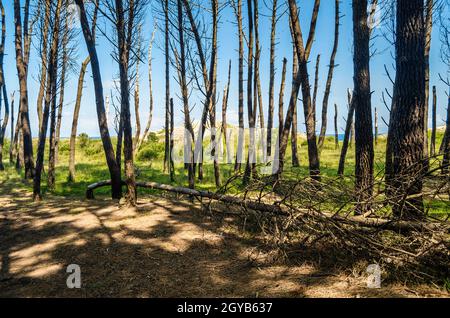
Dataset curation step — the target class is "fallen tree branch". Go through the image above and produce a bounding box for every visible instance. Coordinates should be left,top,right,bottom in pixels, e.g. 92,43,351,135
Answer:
86,180,449,233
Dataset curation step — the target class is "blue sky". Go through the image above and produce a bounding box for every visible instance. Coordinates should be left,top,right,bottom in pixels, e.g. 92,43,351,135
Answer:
1,0,449,138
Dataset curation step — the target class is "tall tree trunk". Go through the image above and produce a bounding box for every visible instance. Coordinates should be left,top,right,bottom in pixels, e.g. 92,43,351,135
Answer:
163,0,170,174
243,0,255,185
75,0,122,199
68,57,90,182
389,0,426,219
442,90,450,175
318,0,340,150
13,0,34,179
334,103,339,150
115,0,136,206
352,0,374,214
374,106,378,146
9,92,14,164
285,0,320,180
423,0,433,171
36,1,50,132
0,1,8,171
290,35,299,167
430,86,437,157
234,0,244,172
176,0,194,189
221,60,232,164
133,25,142,156
266,0,277,158
34,0,63,201
338,90,355,176
169,97,175,181
136,26,156,152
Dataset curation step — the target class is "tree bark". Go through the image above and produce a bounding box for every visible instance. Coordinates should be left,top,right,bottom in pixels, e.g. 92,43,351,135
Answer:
164,0,170,173
334,103,339,150
13,0,34,179
0,1,8,171
352,0,374,214
234,0,245,172
338,90,355,176
423,0,433,171
285,0,320,180
266,0,277,158
34,0,63,201
318,0,340,150
290,30,299,168
389,0,426,219
115,0,136,205
430,86,437,157
75,0,122,199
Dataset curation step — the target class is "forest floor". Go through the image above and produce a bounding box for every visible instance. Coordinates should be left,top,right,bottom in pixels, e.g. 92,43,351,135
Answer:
0,178,448,298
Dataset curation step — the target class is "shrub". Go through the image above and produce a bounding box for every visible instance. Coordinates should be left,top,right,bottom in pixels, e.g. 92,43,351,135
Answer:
78,133,90,149
137,139,164,161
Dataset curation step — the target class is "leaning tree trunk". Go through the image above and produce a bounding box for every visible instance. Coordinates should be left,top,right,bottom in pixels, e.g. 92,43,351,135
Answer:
36,0,50,132
389,0,426,219
221,60,232,164
352,0,374,214
338,90,355,176
75,0,122,199
290,35,300,168
286,0,320,180
318,0,340,150
68,57,90,182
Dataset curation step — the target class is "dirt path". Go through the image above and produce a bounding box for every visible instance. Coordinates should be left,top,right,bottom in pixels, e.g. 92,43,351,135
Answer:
0,186,447,297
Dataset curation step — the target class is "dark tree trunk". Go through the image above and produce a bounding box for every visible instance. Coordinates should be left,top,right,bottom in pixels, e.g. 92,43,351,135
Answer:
423,0,433,171
177,0,194,189
266,0,277,158
115,0,136,205
318,0,340,150
164,0,170,174
9,93,14,164
169,98,175,181
234,0,244,172
0,1,8,171
441,91,450,175
34,0,63,201
13,0,34,179
243,0,255,185
286,0,320,180
221,60,232,164
291,37,299,168
334,103,339,150
75,0,122,199
352,0,374,214
389,0,426,219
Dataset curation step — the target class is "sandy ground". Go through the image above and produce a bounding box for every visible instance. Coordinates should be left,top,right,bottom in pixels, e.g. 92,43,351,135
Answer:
0,184,448,298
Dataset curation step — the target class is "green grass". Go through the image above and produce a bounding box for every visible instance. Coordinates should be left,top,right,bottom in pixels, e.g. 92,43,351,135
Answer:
0,129,449,215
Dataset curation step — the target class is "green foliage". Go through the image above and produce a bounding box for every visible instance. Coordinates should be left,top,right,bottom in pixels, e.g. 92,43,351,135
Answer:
83,142,104,156
137,138,165,162
78,133,90,149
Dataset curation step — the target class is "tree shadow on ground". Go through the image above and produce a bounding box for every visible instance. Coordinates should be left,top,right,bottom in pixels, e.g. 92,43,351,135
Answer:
0,180,447,298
